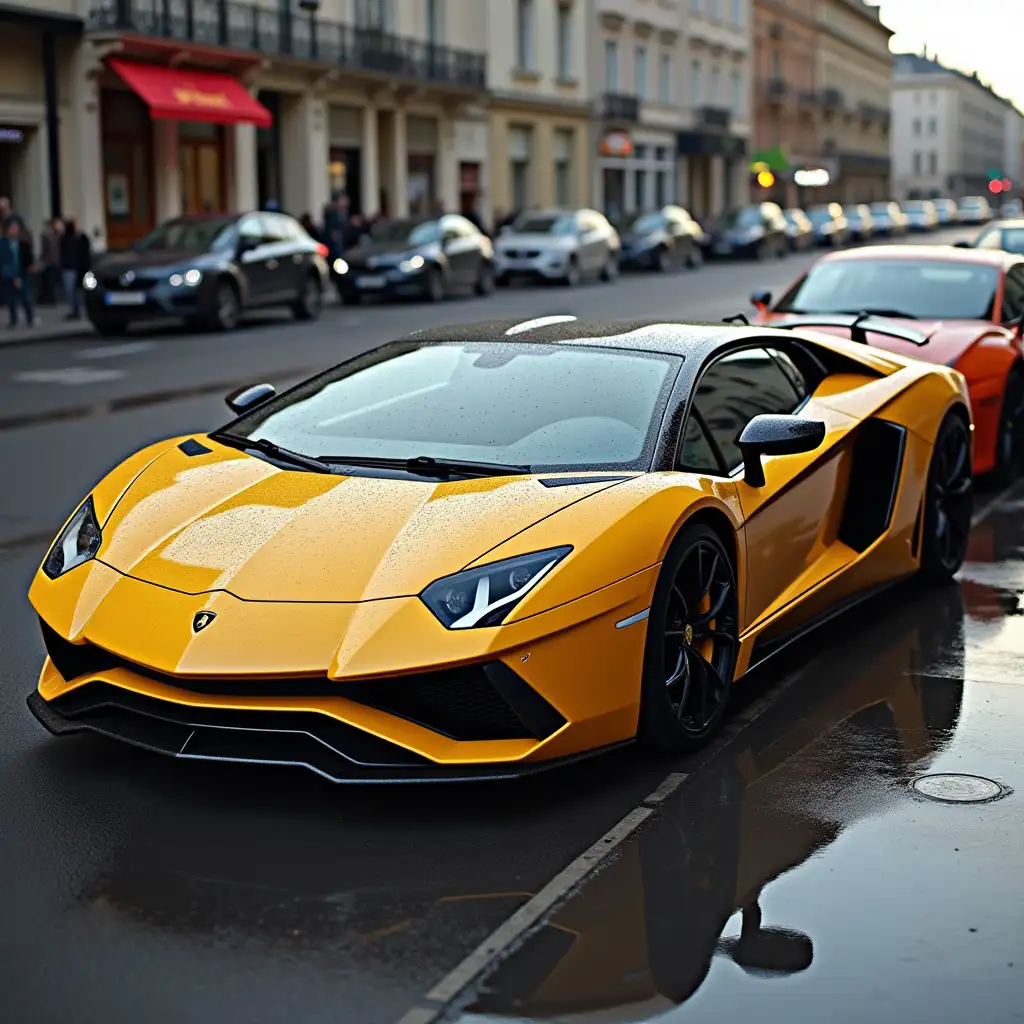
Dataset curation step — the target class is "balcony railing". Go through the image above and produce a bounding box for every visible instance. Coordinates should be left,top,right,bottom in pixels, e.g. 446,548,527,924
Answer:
766,78,789,102
821,87,843,111
88,1,487,90
602,92,640,122
696,105,731,130
798,89,820,109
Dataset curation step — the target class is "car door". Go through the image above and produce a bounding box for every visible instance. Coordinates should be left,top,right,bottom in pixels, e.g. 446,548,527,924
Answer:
439,215,477,287
257,213,302,301
678,345,857,636
576,212,604,275
276,214,316,294
235,214,274,303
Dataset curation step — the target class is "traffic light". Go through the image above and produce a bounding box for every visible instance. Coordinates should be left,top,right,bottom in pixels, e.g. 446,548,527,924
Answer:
757,170,775,188
989,179,1003,194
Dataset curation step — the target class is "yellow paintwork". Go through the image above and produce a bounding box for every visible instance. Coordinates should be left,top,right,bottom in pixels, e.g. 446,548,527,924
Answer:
28,329,971,769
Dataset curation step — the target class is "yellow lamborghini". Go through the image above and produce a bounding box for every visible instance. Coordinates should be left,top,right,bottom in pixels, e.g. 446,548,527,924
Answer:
27,316,974,781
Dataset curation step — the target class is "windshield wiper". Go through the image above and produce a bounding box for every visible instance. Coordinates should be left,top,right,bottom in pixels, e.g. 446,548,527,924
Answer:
831,308,920,319
324,454,531,478
213,433,336,474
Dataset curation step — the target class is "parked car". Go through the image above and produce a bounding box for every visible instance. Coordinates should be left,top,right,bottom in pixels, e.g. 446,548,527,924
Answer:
1000,199,1024,219
933,197,960,225
958,195,993,225
869,201,909,236
494,209,620,286
337,214,495,303
806,203,849,247
904,199,939,231
706,203,789,260
783,208,815,251
617,205,704,271
960,219,1024,255
83,212,329,337
845,204,877,242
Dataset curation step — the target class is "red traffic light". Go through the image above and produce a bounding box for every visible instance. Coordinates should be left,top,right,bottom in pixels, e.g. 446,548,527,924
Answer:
1002,179,1012,191
989,180,1003,194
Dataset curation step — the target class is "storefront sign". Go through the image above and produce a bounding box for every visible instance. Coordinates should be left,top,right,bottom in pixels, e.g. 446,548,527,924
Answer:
794,167,831,187
600,130,634,158
0,128,23,143
171,87,232,111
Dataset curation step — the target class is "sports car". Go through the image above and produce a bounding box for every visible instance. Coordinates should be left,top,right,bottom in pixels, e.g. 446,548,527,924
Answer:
27,316,974,782
752,245,1024,481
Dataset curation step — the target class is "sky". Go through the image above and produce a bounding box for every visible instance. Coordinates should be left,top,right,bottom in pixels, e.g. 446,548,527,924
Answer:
869,0,1024,109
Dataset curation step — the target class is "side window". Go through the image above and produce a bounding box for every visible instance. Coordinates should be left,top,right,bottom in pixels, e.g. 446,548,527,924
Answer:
262,213,292,243
686,348,804,473
768,347,808,401
238,215,264,241
976,229,1003,250
1002,267,1024,322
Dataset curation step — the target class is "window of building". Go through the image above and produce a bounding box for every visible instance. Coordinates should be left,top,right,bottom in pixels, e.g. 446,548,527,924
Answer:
659,53,672,104
692,0,701,11
508,125,532,210
516,0,534,70
553,128,573,207
928,151,937,174
710,65,721,104
914,91,921,104
356,0,392,29
605,39,620,91
732,0,742,24
636,46,649,99
691,59,702,104
913,151,921,174
928,117,937,135
771,50,781,79
556,2,573,79
913,118,921,136
708,0,719,17
426,0,443,43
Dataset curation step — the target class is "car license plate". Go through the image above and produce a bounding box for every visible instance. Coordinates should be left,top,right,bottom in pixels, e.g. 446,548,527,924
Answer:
104,292,146,306
356,275,386,289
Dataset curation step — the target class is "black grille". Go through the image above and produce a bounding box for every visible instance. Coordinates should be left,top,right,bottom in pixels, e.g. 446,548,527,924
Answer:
39,620,564,742
101,274,159,292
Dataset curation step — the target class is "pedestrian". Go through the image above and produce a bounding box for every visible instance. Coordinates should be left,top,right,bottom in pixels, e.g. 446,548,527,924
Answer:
342,212,365,250
299,212,321,241
59,217,91,321
0,195,24,233
0,219,38,328
322,193,350,259
40,216,63,305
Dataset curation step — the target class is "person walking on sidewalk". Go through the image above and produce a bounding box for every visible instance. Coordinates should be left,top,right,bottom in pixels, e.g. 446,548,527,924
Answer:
0,219,38,328
59,217,91,320
40,217,64,305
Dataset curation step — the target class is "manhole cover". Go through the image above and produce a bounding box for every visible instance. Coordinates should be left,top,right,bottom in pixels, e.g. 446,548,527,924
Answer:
911,774,1010,804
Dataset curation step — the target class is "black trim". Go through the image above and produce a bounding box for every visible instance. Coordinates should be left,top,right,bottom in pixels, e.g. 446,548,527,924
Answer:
837,420,907,552
483,662,567,740
27,688,631,784
773,314,929,347
911,496,924,558
538,475,631,488
178,438,213,456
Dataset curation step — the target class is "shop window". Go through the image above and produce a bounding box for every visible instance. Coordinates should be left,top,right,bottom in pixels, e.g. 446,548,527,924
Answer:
554,129,573,207
655,170,668,207
508,125,533,211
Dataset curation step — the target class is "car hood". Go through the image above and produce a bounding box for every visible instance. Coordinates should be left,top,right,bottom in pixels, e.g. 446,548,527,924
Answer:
95,248,212,273
97,441,626,602
497,233,568,250
346,239,422,258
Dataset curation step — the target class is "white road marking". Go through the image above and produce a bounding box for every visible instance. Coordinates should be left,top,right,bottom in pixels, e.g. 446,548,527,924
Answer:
77,341,158,360
12,367,125,386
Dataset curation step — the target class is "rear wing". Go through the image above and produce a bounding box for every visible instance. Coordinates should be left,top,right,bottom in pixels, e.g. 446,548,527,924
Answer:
770,312,930,346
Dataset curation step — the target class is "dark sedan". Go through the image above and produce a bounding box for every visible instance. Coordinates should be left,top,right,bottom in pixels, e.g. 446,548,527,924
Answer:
83,212,329,337
706,203,789,260
336,214,495,303
617,205,704,270
806,203,849,246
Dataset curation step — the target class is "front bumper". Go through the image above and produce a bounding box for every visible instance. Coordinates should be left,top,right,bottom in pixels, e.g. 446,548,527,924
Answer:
494,252,574,281
336,264,435,299
620,246,661,269
85,281,210,322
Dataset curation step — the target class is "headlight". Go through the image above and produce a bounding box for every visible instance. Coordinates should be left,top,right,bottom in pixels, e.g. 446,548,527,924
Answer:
333,258,349,275
169,273,183,287
420,547,572,629
184,268,202,286
82,271,97,291
399,254,425,273
42,497,102,580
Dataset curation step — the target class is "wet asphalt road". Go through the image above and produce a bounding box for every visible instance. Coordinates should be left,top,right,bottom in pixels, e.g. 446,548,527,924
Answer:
3,227,1021,1024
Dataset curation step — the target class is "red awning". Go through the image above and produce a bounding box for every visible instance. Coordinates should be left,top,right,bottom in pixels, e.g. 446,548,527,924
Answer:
108,59,272,128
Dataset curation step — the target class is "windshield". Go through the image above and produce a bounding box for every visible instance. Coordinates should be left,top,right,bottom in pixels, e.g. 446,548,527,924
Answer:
719,208,762,229
904,201,929,212
807,207,836,224
134,217,236,252
371,219,441,245
988,228,1024,254
511,213,577,235
961,197,986,208
622,212,665,234
870,203,891,214
774,259,999,320
226,342,680,471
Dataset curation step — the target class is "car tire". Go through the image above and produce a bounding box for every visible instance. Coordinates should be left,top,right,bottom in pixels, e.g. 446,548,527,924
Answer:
291,273,322,321
495,273,510,287
918,411,974,584
425,267,445,302
207,279,240,332
637,521,740,753
475,261,496,296
601,254,619,282
991,367,1024,486
562,259,581,287
90,319,128,338
655,246,672,273
686,244,703,269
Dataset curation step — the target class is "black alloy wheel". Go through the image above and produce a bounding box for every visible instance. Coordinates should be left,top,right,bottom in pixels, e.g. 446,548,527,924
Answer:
655,246,672,273
919,412,974,583
425,267,445,302
991,368,1024,486
208,280,240,331
638,522,740,752
292,273,322,321
687,243,703,269
601,253,619,282
475,260,496,296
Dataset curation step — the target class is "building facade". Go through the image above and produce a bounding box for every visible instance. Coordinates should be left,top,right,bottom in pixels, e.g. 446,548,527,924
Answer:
892,53,1018,202
678,0,752,219
813,0,892,205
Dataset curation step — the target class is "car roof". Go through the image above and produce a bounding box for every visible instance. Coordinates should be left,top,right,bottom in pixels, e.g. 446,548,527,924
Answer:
989,219,1024,229
819,243,1022,270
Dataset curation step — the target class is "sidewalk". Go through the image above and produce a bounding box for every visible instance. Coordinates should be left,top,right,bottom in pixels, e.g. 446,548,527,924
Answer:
1,304,94,347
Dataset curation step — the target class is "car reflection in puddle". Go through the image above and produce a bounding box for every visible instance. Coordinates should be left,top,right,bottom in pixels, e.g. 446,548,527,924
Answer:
458,584,968,1022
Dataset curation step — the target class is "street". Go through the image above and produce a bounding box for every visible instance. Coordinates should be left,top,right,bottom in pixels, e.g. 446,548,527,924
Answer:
2,227,1022,1024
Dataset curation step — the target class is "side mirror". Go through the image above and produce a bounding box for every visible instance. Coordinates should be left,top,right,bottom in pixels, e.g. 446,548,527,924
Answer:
226,382,276,414
750,289,772,310
953,240,972,249
737,414,826,486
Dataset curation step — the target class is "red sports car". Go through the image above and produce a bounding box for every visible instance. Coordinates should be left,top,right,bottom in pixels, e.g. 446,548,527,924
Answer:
751,245,1024,480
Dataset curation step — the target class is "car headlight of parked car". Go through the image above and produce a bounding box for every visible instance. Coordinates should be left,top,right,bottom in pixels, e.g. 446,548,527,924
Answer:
333,258,349,275
399,255,426,273
83,271,97,291
169,269,203,287
43,497,102,579
421,546,573,629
